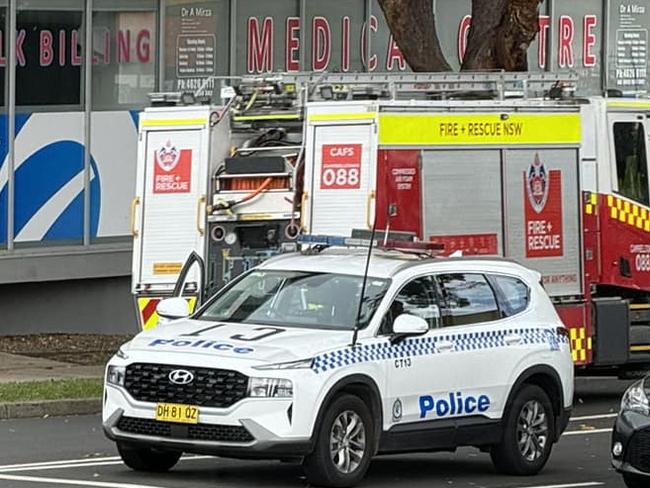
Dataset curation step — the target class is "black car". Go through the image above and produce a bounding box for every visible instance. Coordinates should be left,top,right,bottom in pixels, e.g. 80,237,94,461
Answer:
612,377,650,488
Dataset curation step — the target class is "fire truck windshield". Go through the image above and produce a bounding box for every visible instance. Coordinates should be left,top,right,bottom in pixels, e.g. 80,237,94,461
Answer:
196,270,390,331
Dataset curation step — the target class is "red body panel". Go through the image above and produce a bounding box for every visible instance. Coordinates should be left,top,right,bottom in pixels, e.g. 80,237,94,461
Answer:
375,150,423,239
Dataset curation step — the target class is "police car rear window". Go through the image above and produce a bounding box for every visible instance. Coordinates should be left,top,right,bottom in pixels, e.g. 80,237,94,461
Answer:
489,275,530,317
437,273,500,326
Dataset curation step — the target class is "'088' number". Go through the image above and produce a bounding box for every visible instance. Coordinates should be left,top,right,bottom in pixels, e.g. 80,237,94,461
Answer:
636,254,650,272
321,167,360,189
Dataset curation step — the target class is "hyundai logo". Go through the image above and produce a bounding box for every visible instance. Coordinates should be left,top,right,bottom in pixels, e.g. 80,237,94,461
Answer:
169,369,194,385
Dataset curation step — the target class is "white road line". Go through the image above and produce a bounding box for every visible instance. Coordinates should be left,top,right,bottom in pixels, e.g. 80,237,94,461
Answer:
0,474,173,488
0,461,124,473
0,457,122,470
0,455,211,473
569,413,618,421
562,428,612,436
515,483,604,488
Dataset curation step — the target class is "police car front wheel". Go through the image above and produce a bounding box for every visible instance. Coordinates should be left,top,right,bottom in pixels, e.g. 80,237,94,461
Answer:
303,394,374,488
117,442,182,472
490,384,554,475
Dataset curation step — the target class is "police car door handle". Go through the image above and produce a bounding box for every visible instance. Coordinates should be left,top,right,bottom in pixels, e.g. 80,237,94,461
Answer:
436,340,454,352
505,334,523,345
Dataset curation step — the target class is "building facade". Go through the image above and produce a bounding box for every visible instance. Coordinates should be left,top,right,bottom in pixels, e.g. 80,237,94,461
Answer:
0,0,648,334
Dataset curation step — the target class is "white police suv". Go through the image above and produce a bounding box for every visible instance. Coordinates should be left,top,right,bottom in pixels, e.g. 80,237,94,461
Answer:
104,236,573,487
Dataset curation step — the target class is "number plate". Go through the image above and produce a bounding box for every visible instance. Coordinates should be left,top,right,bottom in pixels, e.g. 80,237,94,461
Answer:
155,403,199,424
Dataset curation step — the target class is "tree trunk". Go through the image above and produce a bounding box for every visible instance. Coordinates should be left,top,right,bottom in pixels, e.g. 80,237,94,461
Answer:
377,0,451,72
462,0,543,71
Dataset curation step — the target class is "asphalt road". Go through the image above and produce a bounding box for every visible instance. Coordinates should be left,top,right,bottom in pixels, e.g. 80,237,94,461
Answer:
0,378,635,488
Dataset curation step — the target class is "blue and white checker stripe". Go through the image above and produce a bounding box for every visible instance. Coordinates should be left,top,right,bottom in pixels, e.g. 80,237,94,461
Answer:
311,327,568,374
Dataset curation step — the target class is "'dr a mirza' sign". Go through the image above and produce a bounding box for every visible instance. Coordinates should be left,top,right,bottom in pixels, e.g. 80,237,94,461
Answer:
153,141,192,194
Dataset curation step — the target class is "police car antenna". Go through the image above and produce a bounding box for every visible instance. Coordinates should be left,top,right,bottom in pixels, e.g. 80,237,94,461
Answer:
352,219,377,347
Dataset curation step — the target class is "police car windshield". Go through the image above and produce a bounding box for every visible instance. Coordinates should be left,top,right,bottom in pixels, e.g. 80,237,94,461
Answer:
197,270,390,330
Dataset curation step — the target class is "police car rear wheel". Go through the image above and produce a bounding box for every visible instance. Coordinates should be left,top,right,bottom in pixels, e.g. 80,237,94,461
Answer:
490,384,554,475
303,394,374,487
117,442,182,472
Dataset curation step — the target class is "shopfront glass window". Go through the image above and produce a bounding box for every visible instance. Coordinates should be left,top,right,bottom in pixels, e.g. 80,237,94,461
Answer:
13,0,85,247
92,0,157,110
16,0,84,108
163,0,229,100
0,2,7,248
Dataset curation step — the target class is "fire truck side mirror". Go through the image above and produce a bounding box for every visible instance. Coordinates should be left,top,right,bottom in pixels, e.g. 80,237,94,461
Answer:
157,297,191,321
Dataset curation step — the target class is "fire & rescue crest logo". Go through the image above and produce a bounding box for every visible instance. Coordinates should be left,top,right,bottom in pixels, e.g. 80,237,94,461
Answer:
526,153,549,214
156,141,180,172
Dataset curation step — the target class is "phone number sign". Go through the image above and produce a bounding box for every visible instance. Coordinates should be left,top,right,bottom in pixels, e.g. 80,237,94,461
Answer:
320,144,362,190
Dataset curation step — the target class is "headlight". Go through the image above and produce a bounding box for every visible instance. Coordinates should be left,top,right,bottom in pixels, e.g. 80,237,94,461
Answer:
106,365,126,386
248,377,293,398
621,379,650,415
253,358,313,371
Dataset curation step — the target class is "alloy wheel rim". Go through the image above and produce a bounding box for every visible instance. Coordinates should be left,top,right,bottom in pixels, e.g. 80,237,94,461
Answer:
329,410,366,474
516,399,549,462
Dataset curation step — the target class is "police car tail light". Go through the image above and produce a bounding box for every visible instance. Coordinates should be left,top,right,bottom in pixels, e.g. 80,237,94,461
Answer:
107,365,126,387
621,379,650,416
248,378,293,398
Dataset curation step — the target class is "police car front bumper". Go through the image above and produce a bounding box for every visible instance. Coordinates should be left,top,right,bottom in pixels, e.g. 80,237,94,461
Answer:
611,410,650,478
103,385,313,459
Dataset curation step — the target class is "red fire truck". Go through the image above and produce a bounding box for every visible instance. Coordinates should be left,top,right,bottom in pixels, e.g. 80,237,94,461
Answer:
133,72,650,374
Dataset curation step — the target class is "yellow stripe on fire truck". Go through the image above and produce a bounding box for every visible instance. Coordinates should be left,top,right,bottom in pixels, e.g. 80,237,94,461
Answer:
607,195,650,232
140,118,208,127
584,192,598,215
137,297,197,331
569,327,591,363
378,113,581,146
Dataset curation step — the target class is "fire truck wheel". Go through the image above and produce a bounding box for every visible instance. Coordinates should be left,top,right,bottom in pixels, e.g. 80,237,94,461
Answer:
303,394,374,488
490,384,554,476
117,442,182,472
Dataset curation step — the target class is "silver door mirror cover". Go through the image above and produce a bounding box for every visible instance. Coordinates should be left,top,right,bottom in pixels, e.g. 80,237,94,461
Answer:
393,314,429,335
157,297,190,321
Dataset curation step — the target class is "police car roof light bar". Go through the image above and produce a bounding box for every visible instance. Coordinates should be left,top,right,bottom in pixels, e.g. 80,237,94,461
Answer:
380,240,445,255
297,233,444,257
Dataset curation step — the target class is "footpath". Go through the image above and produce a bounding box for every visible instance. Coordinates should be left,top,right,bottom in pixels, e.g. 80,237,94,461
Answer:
0,352,104,420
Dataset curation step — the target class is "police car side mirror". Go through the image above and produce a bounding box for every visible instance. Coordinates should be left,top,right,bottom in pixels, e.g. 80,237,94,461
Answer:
391,314,428,344
157,297,190,321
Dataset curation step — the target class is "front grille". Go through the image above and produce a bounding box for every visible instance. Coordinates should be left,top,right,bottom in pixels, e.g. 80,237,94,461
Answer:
116,416,254,443
124,363,249,408
627,428,650,472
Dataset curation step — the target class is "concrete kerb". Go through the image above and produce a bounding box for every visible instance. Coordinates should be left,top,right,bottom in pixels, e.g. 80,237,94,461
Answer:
0,398,102,420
